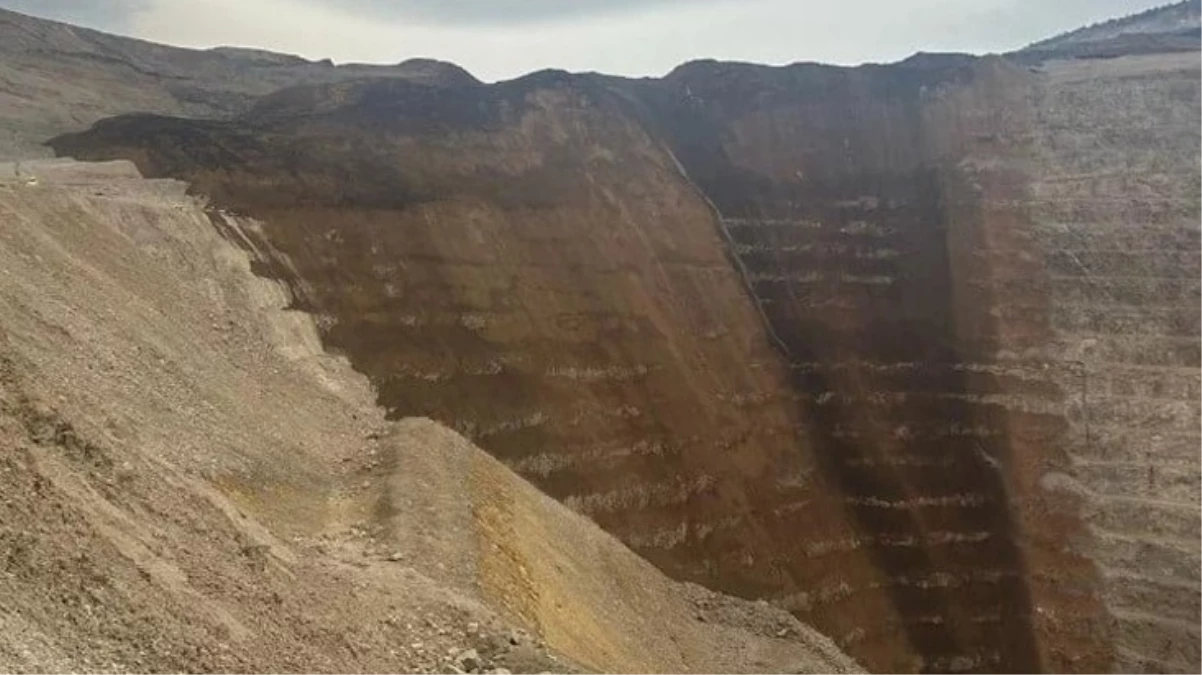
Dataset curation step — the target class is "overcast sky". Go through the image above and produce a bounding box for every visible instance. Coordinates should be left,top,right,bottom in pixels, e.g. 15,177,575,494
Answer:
2,0,1171,81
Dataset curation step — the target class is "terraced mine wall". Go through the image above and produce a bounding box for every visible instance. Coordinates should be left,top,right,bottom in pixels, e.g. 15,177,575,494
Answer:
1018,54,1200,673
629,56,1050,673
51,49,1201,673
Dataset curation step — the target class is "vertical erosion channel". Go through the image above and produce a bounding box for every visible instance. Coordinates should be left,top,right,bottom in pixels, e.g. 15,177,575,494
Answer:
643,58,1045,671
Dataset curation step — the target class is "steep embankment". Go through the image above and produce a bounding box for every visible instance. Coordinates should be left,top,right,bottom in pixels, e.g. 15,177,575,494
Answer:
0,159,858,674
52,73,905,666
1020,53,1200,673
624,55,1049,673
50,41,1201,673
628,49,1200,672
0,7,476,159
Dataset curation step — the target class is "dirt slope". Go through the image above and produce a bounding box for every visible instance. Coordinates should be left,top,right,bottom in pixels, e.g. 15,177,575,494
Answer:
0,8,477,160
0,159,858,674
1025,0,1199,51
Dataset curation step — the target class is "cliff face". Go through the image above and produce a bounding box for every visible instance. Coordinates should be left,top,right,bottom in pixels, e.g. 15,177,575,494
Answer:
1017,53,1200,673
625,56,1049,672
49,41,1200,675
51,73,912,664
50,73,916,669
0,159,858,674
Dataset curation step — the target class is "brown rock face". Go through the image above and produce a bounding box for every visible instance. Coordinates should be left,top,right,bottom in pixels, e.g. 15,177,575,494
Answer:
52,74,906,664
624,52,1200,672
625,56,1048,672
51,45,1200,673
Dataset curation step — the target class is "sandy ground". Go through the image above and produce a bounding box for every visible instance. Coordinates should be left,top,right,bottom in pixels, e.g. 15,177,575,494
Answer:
0,159,859,674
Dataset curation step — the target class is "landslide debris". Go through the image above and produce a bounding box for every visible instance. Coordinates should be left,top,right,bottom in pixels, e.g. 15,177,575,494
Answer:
0,160,859,674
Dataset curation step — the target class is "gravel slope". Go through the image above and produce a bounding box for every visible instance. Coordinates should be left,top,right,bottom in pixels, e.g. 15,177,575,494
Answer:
0,159,859,674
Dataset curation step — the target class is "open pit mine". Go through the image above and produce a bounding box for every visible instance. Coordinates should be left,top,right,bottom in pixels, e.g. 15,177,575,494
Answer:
1,1,1199,673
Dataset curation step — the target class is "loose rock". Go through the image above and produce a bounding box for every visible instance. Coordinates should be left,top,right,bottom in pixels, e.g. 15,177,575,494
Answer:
454,648,482,673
